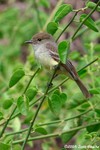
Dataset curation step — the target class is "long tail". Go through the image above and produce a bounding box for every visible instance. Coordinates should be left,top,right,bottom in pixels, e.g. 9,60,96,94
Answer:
75,78,91,99
61,61,91,99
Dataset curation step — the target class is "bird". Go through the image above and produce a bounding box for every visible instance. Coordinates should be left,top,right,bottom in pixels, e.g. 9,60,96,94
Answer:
25,32,91,99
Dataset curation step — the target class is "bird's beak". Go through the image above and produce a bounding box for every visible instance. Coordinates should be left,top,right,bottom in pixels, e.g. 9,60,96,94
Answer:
25,40,32,44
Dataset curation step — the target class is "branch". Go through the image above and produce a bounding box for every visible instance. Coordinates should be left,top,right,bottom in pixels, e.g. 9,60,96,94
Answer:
71,0,100,40
22,63,61,149
73,19,100,40
56,11,78,42
5,109,91,136
0,105,17,138
13,121,100,144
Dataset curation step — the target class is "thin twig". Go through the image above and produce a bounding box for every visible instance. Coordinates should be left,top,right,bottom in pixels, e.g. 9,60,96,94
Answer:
13,121,100,144
71,0,100,40
73,20,100,40
22,63,61,149
56,11,78,42
5,109,91,136
0,105,17,138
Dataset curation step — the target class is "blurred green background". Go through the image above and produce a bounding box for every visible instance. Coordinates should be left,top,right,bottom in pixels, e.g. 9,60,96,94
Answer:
0,0,100,150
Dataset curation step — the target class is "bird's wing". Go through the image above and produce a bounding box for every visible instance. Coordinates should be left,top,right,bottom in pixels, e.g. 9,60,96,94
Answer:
46,42,59,62
46,42,78,80
62,60,78,80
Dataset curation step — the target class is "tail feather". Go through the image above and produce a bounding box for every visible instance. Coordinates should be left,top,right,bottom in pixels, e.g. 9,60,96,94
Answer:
75,78,91,99
61,61,91,99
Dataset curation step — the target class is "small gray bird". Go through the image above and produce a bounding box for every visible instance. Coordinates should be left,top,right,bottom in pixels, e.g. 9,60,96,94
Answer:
26,32,91,98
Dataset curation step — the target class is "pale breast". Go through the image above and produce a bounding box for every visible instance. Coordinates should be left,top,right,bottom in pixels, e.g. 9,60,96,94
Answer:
34,44,58,69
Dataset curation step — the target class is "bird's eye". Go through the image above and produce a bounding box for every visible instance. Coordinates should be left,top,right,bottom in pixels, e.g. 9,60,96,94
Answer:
38,38,42,41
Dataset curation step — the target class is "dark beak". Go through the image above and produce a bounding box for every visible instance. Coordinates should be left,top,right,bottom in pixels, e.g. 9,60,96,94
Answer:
25,40,32,44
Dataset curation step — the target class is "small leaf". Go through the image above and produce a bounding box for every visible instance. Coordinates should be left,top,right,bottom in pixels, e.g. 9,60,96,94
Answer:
12,117,21,132
80,103,90,109
26,87,37,101
47,22,58,35
87,124,100,133
52,90,67,106
24,111,33,123
9,69,25,88
3,98,13,109
53,89,60,95
61,131,77,143
35,127,47,135
0,142,10,150
95,109,100,117
80,14,99,32
17,95,29,116
54,4,73,22
89,88,100,94
86,2,100,12
58,40,70,64
60,93,67,105
48,94,61,116
12,145,21,150
94,44,100,52
78,69,87,76
40,0,50,8
0,112,3,120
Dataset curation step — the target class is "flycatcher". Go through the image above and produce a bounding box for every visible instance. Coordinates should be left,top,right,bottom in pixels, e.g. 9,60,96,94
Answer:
26,32,91,98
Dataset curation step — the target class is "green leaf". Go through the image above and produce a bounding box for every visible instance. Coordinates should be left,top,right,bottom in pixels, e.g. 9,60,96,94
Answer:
0,112,3,120
78,69,87,77
26,87,37,101
12,117,21,132
89,88,100,94
54,4,73,22
17,95,29,116
58,40,70,64
53,89,61,95
80,14,99,32
48,94,61,116
61,131,77,143
70,51,80,60
52,90,67,106
86,2,100,12
12,145,21,150
9,69,25,88
3,98,13,109
40,0,50,8
60,93,67,105
80,103,90,109
94,44,100,52
0,142,10,150
95,109,100,117
47,22,58,35
35,127,48,135
24,111,33,123
87,124,100,133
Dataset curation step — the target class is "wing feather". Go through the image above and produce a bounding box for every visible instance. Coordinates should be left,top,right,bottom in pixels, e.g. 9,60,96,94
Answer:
46,43,59,62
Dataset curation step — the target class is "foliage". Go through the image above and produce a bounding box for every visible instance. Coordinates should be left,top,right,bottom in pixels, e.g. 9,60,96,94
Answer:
0,0,100,150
